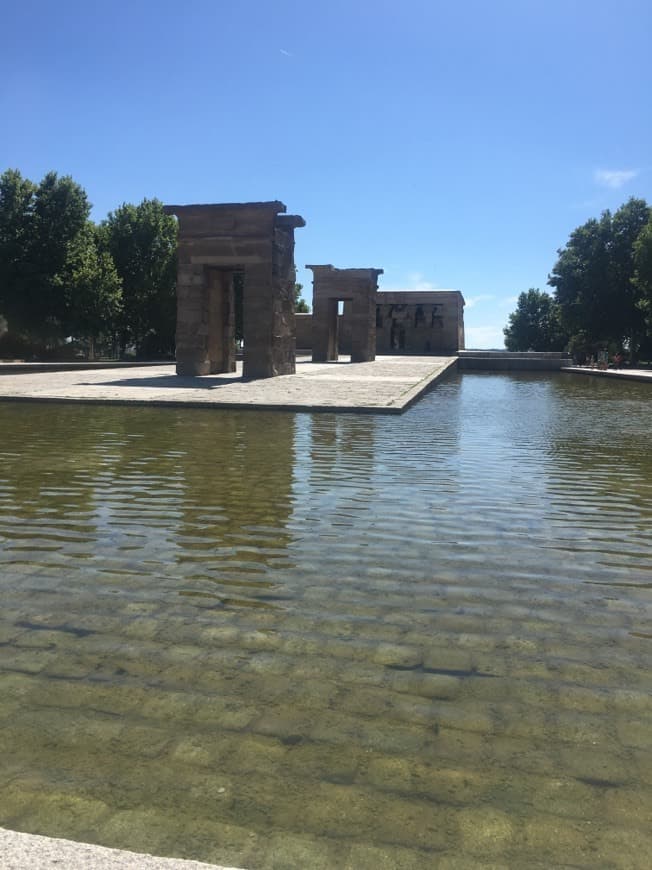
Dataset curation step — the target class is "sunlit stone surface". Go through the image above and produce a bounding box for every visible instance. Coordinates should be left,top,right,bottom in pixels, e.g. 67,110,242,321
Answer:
0,371,651,868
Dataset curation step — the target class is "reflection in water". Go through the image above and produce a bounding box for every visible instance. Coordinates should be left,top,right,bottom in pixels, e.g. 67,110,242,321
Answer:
1,376,652,869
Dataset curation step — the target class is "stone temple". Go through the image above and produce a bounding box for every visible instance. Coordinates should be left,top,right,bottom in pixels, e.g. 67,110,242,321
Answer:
164,201,305,379
165,199,464,374
296,289,465,357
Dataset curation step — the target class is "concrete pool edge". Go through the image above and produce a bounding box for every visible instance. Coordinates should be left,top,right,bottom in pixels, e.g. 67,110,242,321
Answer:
0,827,246,870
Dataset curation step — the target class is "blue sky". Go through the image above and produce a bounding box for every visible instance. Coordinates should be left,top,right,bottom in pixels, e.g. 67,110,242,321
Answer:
2,0,651,347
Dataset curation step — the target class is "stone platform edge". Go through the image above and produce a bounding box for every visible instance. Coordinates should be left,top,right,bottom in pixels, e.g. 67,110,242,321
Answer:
0,394,411,415
561,365,652,383
388,357,458,411
0,827,244,870
0,358,458,416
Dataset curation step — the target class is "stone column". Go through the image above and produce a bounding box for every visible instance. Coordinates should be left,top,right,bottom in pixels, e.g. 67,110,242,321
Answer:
269,217,302,376
175,263,211,376
349,272,381,362
206,269,236,374
242,262,274,380
311,296,337,362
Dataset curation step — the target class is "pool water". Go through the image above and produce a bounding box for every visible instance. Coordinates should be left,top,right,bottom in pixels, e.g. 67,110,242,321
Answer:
1,372,651,869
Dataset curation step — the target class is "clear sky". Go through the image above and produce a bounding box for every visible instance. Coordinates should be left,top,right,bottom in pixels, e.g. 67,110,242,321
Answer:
2,0,651,347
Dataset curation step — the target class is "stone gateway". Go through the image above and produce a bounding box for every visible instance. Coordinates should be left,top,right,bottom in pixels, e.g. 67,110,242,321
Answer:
307,264,383,363
164,201,305,379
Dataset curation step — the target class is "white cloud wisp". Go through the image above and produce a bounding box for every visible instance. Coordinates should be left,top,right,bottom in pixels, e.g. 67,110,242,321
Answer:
594,168,638,189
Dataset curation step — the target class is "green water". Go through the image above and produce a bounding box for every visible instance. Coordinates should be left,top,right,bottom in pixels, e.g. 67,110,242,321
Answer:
1,372,651,869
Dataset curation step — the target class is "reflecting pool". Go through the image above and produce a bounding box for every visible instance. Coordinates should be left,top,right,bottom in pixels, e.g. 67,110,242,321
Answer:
1,372,651,869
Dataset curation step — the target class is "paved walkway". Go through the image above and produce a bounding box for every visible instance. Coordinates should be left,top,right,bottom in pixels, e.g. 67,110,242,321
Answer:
0,356,457,415
561,365,652,383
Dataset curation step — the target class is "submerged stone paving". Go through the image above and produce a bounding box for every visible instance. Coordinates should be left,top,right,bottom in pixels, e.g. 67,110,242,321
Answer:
1,375,651,868
0,355,457,414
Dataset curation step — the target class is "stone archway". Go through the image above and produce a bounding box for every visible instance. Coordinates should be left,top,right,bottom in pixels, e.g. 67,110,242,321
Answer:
165,201,305,379
307,265,383,363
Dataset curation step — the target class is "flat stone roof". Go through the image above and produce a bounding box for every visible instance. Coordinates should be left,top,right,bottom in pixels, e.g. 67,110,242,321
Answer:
0,355,457,415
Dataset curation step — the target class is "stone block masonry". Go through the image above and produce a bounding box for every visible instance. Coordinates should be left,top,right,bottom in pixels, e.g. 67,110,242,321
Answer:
164,202,305,379
297,290,466,356
307,265,383,363
375,291,465,355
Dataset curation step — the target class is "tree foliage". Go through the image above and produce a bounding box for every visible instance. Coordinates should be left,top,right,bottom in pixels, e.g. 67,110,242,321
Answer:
503,289,566,351
0,169,36,329
547,197,651,355
0,170,180,358
64,223,122,358
101,199,177,356
633,216,652,330
0,169,92,341
295,283,310,313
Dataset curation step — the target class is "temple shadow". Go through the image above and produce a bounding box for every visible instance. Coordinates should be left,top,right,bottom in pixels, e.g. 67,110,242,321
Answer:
81,374,244,389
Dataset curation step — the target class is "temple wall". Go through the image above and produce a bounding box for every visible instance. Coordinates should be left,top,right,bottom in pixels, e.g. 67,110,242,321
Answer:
375,291,465,354
296,291,465,355
295,313,313,350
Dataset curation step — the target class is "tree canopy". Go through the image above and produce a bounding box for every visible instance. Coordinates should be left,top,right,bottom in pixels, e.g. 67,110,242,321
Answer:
0,170,91,341
504,197,652,358
295,283,310,313
546,197,651,356
101,199,177,356
633,216,652,330
503,289,565,351
64,223,122,359
0,169,178,358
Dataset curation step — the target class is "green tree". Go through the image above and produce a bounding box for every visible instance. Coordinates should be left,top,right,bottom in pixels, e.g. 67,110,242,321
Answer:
633,217,652,352
548,212,613,344
294,282,310,312
29,171,91,340
548,198,650,355
0,169,91,344
633,217,652,304
0,169,36,331
64,223,122,358
503,289,566,351
102,198,177,356
610,198,651,353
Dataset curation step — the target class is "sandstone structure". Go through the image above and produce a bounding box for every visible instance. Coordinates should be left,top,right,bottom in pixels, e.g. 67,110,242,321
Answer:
164,202,305,379
307,265,383,363
296,290,465,355
375,291,465,354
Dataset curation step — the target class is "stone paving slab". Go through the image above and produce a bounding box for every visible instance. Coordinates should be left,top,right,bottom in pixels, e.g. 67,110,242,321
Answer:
0,356,457,415
0,827,243,870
